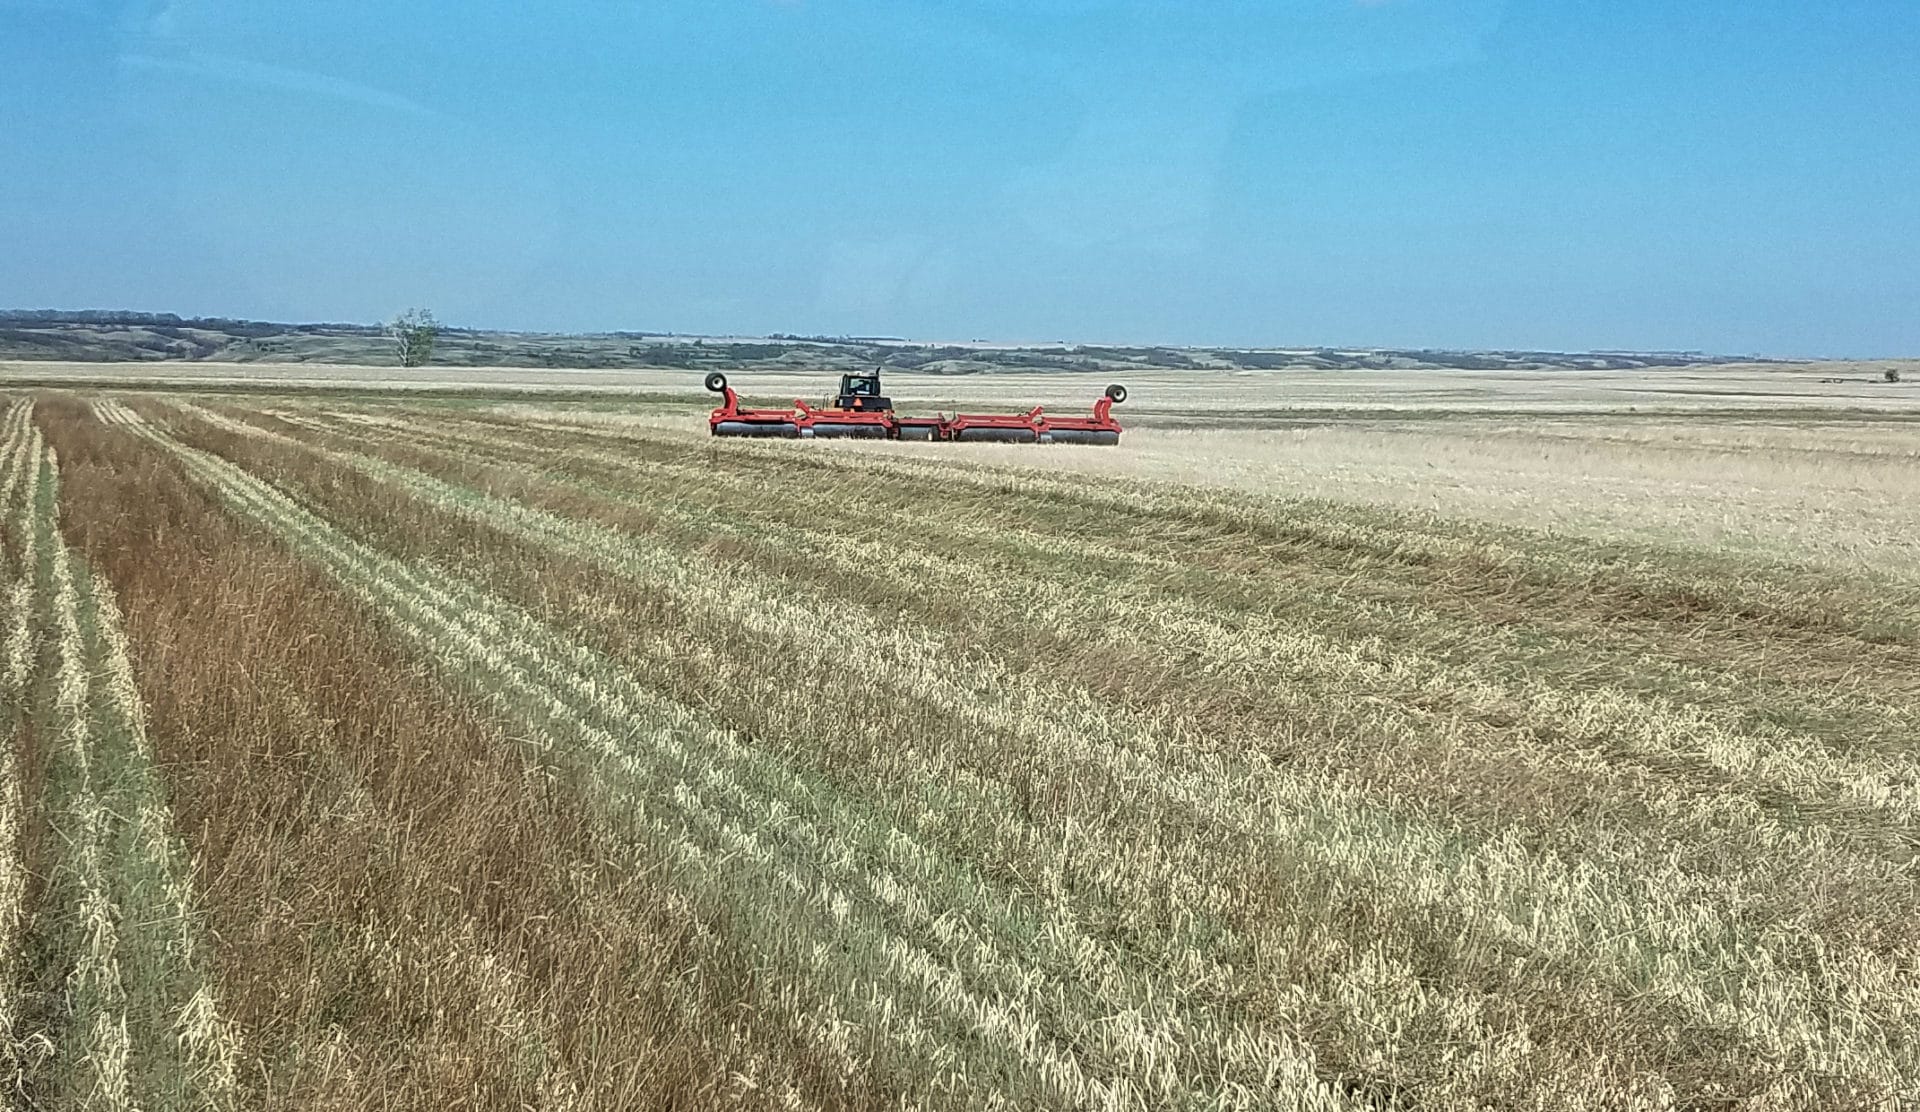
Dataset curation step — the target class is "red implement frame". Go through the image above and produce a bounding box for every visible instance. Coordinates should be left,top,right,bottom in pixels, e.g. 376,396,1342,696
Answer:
706,374,1125,444
1035,387,1124,445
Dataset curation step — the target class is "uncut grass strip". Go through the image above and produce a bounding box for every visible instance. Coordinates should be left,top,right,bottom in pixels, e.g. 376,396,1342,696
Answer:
41,445,137,1112
0,403,37,560
1,407,34,655
0,400,31,1096
0,402,31,517
4,425,41,696
0,723,19,1086
125,417,1350,1112
187,407,1920,1098
33,440,242,1110
82,577,243,1106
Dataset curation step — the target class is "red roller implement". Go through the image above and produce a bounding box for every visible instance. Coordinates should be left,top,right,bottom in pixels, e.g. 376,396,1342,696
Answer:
705,370,1126,445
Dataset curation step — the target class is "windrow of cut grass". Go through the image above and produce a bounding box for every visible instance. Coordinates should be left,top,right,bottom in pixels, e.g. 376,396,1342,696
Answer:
0,406,241,1110
0,399,39,1094
109,400,1356,1110
157,398,1920,1106
59,397,875,1109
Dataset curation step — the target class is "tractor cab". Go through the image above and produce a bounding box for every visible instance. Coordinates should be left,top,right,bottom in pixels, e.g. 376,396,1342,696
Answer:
833,371,892,412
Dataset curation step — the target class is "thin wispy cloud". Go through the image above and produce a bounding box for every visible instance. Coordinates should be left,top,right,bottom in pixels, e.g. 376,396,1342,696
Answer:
120,51,441,120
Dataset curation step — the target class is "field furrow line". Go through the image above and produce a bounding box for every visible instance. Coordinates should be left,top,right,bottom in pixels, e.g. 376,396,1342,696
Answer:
122,409,1349,1110
185,402,1920,1095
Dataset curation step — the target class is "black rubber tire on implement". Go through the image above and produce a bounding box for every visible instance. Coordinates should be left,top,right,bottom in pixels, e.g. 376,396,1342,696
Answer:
705,372,729,393
1105,383,1127,403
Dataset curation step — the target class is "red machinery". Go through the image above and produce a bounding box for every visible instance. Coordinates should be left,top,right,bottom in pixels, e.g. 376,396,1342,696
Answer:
705,371,1125,445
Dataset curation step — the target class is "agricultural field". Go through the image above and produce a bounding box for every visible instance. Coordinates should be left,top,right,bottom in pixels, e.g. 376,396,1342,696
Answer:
0,368,1916,1109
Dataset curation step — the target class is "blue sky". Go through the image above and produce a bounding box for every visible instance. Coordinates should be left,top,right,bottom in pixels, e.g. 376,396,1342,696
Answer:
5,1,1917,354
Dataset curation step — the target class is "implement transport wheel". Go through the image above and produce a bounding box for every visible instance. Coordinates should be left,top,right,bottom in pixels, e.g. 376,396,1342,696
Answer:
1105,384,1127,403
705,372,729,393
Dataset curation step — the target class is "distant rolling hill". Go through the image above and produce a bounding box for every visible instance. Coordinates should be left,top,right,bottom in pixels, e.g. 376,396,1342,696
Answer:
0,309,1768,374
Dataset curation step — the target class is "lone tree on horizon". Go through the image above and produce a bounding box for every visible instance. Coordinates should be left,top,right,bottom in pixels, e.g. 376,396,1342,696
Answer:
389,308,438,367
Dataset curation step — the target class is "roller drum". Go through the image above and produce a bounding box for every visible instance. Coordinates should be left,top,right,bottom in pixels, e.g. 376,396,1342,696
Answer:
953,426,1039,444
895,425,938,442
713,420,801,438
810,423,889,439
1046,428,1121,446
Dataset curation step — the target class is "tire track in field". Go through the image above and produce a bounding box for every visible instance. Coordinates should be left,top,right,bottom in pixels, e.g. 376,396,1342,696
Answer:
107,401,1349,1111
175,400,1920,1103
